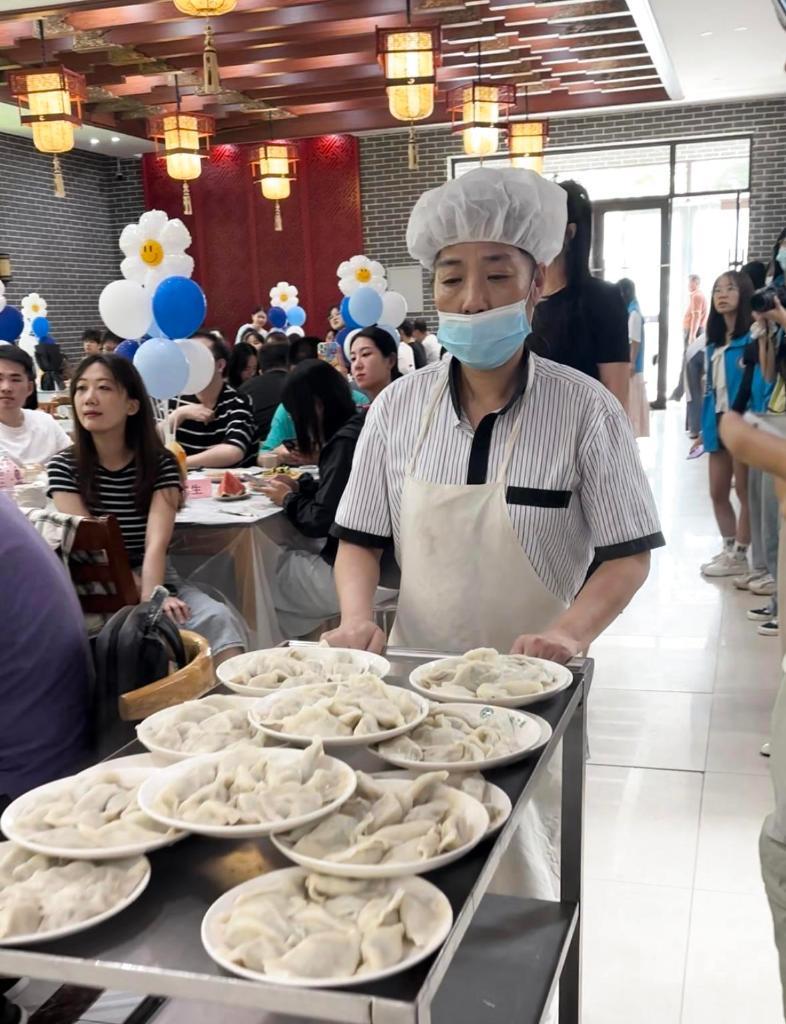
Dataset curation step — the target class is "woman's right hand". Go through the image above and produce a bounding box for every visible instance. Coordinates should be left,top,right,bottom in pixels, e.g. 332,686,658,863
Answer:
162,595,191,625
322,619,387,654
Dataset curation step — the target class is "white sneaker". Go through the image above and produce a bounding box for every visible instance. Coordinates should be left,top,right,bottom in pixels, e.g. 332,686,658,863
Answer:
747,605,775,622
734,570,768,591
761,741,772,757
750,574,777,597
700,549,732,572
702,551,750,578
758,619,780,638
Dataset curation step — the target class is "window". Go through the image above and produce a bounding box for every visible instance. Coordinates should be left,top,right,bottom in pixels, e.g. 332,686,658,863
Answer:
674,138,750,194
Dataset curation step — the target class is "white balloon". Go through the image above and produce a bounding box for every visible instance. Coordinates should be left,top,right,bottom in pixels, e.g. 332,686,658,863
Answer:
343,327,363,364
99,280,152,340
287,326,305,337
380,291,408,327
175,338,215,394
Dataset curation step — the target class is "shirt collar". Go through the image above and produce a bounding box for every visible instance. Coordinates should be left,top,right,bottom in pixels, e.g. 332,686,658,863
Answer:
447,347,530,422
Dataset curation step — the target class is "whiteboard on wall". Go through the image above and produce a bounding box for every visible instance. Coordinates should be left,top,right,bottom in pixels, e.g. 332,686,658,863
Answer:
387,265,424,314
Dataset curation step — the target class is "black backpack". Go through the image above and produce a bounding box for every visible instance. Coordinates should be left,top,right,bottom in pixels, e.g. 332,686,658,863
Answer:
93,587,187,739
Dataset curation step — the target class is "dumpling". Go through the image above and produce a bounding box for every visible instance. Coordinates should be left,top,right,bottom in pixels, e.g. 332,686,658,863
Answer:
267,930,361,979
361,923,405,971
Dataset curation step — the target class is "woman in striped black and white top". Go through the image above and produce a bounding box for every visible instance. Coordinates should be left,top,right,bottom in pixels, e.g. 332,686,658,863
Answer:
48,354,245,661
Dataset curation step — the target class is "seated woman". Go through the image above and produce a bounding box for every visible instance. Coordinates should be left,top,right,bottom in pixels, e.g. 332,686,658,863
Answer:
260,336,367,460
348,326,401,400
47,354,246,665
227,340,258,389
260,357,395,638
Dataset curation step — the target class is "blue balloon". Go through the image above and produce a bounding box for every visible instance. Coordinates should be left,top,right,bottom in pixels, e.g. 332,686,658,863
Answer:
39,334,56,346
0,306,23,342
115,339,140,361
268,306,288,329
287,305,306,327
377,323,400,347
340,296,359,330
147,315,164,339
152,277,206,340
32,316,49,339
133,337,189,400
348,287,383,329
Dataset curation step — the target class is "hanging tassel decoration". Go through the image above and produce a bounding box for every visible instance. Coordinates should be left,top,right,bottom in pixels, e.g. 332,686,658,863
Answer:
182,181,193,216
274,200,283,232
52,155,65,198
202,22,221,96
407,123,419,172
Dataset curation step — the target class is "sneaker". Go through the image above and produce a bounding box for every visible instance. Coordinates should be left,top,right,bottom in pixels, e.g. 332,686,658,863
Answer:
700,548,730,572
750,574,777,597
748,605,775,622
734,570,768,591
758,619,780,638
701,551,750,578
762,741,772,757
687,444,704,460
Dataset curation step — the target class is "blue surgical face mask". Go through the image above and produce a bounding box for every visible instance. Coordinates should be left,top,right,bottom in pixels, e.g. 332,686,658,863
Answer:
777,248,786,272
437,296,531,370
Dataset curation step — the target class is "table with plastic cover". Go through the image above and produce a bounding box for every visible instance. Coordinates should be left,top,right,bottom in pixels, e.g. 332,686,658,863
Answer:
0,647,591,1024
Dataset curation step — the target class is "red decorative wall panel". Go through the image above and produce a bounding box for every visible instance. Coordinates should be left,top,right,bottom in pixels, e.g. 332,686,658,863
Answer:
142,134,363,342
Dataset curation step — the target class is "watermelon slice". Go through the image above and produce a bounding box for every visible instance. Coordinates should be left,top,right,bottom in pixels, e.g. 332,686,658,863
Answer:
217,470,245,497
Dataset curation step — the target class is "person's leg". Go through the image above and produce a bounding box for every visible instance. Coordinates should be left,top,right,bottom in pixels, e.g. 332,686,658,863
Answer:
686,350,704,436
176,582,247,666
764,472,782,587
733,459,751,547
709,450,736,540
749,468,766,573
272,549,342,639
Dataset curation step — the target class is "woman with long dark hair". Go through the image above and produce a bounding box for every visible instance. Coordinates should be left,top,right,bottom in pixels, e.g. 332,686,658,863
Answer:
260,359,389,637
348,326,401,401
767,227,786,286
227,340,258,389
47,354,245,662
529,180,631,410
699,271,755,579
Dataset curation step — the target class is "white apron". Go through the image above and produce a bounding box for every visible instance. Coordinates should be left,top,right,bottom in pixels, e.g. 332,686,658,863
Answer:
390,369,567,900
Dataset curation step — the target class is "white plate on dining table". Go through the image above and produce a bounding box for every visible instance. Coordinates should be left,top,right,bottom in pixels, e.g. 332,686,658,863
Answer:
1,766,185,861
136,694,269,765
409,656,574,709
201,867,453,989
0,845,151,947
136,746,357,839
248,682,429,749
371,703,550,773
271,775,488,879
218,645,392,697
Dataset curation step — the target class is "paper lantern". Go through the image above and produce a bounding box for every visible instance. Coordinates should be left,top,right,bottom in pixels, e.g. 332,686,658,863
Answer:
8,65,86,197
148,110,214,216
377,26,440,122
173,0,236,12
509,121,548,173
252,142,298,232
448,82,516,159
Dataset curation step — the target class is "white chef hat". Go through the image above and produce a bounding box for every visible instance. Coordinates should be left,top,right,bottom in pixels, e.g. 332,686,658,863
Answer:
406,167,568,271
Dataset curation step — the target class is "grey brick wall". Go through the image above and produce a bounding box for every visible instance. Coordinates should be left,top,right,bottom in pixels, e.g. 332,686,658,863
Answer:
0,132,145,360
359,97,786,321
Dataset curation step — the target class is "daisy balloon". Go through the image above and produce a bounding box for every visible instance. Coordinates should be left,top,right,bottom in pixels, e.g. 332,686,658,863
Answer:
269,281,299,311
21,292,48,321
119,210,194,291
337,255,387,297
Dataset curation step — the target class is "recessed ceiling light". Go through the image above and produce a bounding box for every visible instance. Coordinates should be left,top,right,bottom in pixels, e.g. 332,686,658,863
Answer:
700,30,713,37
110,135,120,143
89,137,99,145
734,25,748,31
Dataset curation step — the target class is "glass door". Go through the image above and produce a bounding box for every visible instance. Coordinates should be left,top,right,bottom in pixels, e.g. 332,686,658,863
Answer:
593,200,670,402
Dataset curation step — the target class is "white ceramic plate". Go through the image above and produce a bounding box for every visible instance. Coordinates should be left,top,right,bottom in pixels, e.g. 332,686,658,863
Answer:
219,645,392,697
201,867,453,988
248,683,429,749
409,656,574,709
137,747,356,839
372,703,549,772
271,777,488,879
372,770,512,839
136,694,267,765
1,767,186,861
0,846,151,947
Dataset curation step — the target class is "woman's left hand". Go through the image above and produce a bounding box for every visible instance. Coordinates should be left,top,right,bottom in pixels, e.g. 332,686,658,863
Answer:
511,630,581,664
261,476,299,506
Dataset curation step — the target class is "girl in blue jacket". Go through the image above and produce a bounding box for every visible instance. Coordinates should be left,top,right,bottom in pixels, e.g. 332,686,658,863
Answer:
700,271,756,578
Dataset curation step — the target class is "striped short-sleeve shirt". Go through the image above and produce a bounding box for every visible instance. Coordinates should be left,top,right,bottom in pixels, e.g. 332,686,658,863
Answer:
47,449,182,568
334,351,664,604
175,383,257,467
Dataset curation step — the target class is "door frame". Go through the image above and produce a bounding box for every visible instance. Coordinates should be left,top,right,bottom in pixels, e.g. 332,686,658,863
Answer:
592,197,671,404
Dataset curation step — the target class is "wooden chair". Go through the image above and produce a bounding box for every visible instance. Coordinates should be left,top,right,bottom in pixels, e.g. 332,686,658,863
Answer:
118,629,215,721
69,516,139,615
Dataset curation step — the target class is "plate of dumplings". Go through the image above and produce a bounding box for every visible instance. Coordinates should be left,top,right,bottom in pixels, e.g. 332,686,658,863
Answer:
1,767,186,860
409,648,574,708
137,694,271,764
271,770,488,878
137,741,356,839
218,645,391,697
372,772,512,838
201,867,453,988
372,703,550,772
248,677,429,748
0,843,150,946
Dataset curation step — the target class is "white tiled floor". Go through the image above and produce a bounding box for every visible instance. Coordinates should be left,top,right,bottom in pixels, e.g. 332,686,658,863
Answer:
584,405,783,1024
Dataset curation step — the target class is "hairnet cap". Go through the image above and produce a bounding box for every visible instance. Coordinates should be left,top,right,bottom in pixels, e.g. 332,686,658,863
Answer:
406,167,568,270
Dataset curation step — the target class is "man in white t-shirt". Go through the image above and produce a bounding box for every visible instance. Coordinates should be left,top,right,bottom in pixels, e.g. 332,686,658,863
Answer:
0,345,70,465
412,318,441,364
